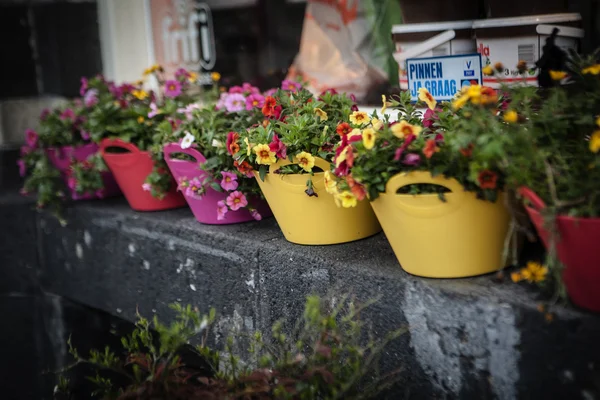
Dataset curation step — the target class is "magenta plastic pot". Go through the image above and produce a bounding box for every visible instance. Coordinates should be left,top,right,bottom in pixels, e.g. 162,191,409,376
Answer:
163,142,271,225
45,143,121,200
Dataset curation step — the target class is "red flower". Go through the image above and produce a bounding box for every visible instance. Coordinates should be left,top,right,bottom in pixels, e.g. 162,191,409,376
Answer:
423,139,439,159
477,170,498,189
346,175,366,201
272,105,283,120
269,135,287,159
234,160,254,177
261,96,277,116
226,132,240,155
460,143,474,158
393,134,416,161
336,122,352,137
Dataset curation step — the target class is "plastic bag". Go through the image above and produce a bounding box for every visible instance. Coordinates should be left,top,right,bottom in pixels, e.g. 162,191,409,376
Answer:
287,0,402,102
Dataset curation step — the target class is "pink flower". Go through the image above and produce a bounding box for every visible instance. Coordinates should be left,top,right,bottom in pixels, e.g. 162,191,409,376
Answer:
164,80,182,98
80,131,91,141
229,86,244,94
60,109,75,122
393,134,416,161
269,135,287,159
17,159,26,177
318,88,338,100
434,133,444,143
68,177,77,190
250,209,262,221
40,108,50,120
84,89,99,107
220,171,239,191
148,102,160,118
80,77,88,96
175,68,190,81
20,146,32,156
224,93,246,112
402,153,421,166
217,200,228,220
226,191,248,211
264,88,278,97
177,103,201,120
25,129,38,148
281,79,301,92
423,108,440,129
142,183,152,191
119,83,135,94
245,93,265,110
95,189,105,198
215,92,228,110
242,83,260,94
185,177,204,199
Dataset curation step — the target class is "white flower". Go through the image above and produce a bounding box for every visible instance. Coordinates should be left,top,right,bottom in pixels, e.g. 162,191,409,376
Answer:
212,139,223,147
181,132,195,149
142,183,152,192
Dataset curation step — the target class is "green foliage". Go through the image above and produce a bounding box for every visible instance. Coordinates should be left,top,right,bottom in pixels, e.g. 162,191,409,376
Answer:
56,295,403,400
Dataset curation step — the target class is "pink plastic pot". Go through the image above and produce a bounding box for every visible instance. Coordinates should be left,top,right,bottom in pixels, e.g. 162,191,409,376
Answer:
45,143,121,200
100,139,186,211
163,142,271,224
520,187,600,312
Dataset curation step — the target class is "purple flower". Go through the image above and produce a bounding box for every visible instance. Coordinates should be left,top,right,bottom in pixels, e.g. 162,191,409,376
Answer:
17,159,26,177
423,108,441,129
217,200,228,220
175,68,189,81
20,146,32,156
67,177,77,190
281,79,301,92
229,86,243,94
224,93,246,113
264,88,278,97
119,83,135,94
25,129,38,148
245,93,265,110
402,153,421,166
164,80,182,98
220,171,239,191
84,89,99,107
351,104,359,112
60,109,75,122
95,189,105,198
108,82,122,98
250,209,262,221
80,131,91,141
148,102,160,118
40,108,50,121
80,77,88,97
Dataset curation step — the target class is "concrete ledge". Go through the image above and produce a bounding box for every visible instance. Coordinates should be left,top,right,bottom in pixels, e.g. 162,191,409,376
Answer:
3,193,600,399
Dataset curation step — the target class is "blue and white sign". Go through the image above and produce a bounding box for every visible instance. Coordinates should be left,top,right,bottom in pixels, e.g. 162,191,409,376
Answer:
406,54,483,102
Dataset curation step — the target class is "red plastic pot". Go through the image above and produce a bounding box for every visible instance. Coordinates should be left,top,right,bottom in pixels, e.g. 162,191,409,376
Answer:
163,142,271,224
45,143,121,200
520,187,600,312
100,138,186,211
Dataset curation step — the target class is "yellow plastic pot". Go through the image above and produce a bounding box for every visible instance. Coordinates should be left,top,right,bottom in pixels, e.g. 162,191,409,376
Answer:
370,171,510,278
254,157,381,245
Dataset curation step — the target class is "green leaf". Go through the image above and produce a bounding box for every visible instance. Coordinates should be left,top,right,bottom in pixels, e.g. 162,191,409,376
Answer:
259,165,267,182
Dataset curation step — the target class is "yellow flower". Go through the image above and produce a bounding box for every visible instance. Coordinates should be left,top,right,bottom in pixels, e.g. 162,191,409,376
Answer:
503,110,518,123
245,137,252,156
253,144,276,165
510,271,522,283
381,95,392,114
314,107,328,121
335,146,349,168
362,128,376,150
482,65,494,76
590,131,600,153
349,128,362,142
549,70,567,81
336,191,357,208
371,118,383,130
188,72,198,82
137,116,144,124
211,71,221,81
596,117,600,127
323,171,337,195
418,87,437,110
132,89,148,100
135,79,144,86
143,64,162,75
582,64,600,75
295,152,315,172
349,111,370,126
452,94,469,110
522,261,548,283
391,121,422,139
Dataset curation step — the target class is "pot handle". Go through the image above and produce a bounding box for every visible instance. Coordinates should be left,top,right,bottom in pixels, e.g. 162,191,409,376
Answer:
266,156,331,192
100,138,140,154
99,138,143,168
518,186,546,211
384,171,466,218
163,143,207,164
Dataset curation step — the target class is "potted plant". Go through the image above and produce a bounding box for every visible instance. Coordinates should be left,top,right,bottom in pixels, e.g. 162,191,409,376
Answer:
330,88,511,277
471,53,600,311
18,94,121,222
233,86,381,245
95,66,211,211
158,82,272,224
